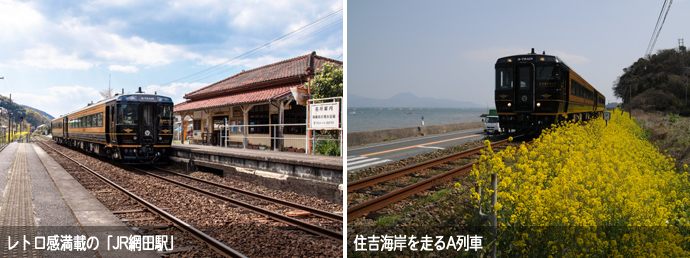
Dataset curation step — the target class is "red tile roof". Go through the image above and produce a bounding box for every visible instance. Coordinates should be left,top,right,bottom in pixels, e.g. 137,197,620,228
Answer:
184,51,342,100
174,84,295,113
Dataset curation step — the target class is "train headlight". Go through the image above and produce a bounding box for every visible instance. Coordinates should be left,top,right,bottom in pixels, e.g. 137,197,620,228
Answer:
507,102,511,107
133,136,137,140
159,136,162,141
537,102,541,107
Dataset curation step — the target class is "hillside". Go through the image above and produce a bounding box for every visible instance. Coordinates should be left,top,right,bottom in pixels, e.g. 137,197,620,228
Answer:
0,95,52,128
613,47,690,114
22,105,54,120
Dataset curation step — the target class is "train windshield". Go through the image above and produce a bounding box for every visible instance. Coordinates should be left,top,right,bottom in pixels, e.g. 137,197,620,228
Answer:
118,103,138,125
158,104,173,119
536,66,560,81
495,68,513,89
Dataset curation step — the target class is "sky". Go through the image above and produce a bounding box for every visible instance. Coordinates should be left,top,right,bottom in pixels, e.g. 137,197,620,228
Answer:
348,0,689,108
0,0,343,119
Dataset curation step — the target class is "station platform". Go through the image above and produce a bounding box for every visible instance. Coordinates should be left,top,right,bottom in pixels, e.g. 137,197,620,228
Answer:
0,142,159,258
170,143,344,203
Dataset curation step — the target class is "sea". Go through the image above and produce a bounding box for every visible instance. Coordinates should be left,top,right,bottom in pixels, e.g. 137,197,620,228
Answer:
347,107,486,132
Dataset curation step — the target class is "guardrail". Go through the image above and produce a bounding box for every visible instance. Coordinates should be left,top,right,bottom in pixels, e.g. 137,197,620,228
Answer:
174,123,342,156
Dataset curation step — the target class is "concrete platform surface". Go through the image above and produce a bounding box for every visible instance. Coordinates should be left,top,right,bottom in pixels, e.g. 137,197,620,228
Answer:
172,143,343,170
0,143,160,258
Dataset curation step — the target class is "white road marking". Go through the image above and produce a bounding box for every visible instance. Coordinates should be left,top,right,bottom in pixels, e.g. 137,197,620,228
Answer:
347,157,392,172
416,146,445,150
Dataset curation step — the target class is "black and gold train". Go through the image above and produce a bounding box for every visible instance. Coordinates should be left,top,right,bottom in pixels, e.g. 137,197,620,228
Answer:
494,48,605,133
51,88,174,164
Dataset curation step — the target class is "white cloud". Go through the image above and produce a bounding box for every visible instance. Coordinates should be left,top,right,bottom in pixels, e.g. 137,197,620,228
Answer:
0,0,42,37
145,82,208,97
4,85,102,118
109,65,139,73
144,82,209,105
547,50,590,65
18,46,93,70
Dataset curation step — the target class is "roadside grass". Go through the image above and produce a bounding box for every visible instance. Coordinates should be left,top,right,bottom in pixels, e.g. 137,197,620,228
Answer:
633,109,690,169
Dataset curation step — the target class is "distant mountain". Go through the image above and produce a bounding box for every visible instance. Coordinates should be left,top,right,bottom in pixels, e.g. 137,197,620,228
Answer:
349,92,483,108
0,95,52,127
22,105,54,120
606,102,621,110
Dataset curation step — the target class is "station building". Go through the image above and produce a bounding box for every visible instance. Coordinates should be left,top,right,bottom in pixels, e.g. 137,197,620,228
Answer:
173,51,342,151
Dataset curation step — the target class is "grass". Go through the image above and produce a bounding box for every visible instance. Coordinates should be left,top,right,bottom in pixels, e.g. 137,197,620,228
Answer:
633,109,690,169
425,188,451,203
375,215,400,227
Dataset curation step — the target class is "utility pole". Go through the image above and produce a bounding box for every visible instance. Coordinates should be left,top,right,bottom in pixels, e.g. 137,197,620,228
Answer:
8,94,11,143
681,38,689,108
681,39,687,107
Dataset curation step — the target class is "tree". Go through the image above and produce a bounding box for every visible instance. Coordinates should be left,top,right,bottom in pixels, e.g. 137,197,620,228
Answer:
308,62,343,98
305,62,343,156
612,48,689,113
99,88,114,99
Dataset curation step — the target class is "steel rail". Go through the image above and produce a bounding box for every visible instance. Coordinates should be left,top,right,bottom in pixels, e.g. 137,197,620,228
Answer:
347,139,534,222
126,166,343,242
39,142,247,258
347,138,510,192
150,166,342,222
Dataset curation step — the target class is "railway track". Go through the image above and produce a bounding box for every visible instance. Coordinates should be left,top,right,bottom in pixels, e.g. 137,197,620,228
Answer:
124,165,343,241
38,141,246,258
347,136,532,222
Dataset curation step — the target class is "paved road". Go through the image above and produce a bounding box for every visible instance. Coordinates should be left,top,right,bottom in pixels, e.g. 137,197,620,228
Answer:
347,128,486,172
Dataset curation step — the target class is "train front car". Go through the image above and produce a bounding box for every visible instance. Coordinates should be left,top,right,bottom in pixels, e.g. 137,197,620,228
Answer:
495,49,567,133
110,93,173,164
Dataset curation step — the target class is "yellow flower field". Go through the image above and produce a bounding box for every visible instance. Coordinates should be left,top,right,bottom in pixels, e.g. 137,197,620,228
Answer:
469,110,690,257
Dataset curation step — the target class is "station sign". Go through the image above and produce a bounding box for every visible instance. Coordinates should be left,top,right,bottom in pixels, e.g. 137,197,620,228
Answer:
309,102,340,130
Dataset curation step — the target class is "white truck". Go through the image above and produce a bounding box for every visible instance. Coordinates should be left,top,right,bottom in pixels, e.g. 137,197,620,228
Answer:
483,109,500,134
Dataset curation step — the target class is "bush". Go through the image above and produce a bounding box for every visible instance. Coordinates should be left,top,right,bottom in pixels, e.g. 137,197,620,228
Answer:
467,109,690,256
315,138,341,156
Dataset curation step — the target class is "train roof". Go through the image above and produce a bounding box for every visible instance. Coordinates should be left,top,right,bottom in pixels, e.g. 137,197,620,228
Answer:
495,54,567,66
52,91,173,120
495,49,570,69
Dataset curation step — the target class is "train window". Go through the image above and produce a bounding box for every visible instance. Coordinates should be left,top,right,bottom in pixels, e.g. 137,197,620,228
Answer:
91,114,97,127
496,68,513,89
519,67,530,88
119,104,138,125
142,105,153,126
98,113,103,127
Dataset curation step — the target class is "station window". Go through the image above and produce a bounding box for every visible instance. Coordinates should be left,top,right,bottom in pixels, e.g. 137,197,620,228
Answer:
193,120,201,130
248,104,269,134
283,102,306,135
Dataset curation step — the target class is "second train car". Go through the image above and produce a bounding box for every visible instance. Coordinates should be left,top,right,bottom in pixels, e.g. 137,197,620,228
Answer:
494,48,605,133
51,88,174,164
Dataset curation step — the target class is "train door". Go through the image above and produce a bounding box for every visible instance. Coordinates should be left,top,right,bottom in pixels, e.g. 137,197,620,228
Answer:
109,105,116,144
515,65,535,112
141,103,155,145
63,116,68,138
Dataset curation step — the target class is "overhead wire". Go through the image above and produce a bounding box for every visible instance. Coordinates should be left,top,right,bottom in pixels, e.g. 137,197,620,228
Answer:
155,7,343,87
188,19,343,84
650,0,673,56
645,0,667,56
645,0,673,57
